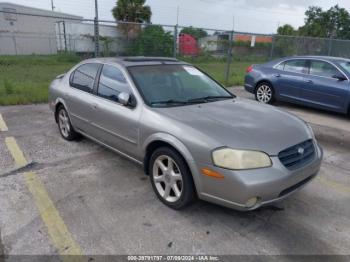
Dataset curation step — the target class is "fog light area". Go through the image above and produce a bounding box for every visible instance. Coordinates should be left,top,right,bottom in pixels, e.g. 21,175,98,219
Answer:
245,197,260,208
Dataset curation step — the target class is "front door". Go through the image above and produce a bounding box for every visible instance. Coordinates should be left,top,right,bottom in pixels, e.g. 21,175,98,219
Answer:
90,64,141,159
301,60,349,112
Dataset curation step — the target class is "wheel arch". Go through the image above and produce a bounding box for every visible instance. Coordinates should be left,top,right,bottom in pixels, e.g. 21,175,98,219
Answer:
255,79,275,92
54,98,69,123
142,133,201,194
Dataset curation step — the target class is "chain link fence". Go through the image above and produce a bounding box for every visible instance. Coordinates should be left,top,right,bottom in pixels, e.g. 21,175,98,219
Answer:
2,9,350,85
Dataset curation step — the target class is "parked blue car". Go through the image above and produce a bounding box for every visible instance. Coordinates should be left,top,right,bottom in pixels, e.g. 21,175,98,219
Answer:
244,56,350,115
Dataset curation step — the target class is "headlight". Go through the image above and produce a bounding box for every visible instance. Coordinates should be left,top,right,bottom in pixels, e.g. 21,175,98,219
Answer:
212,148,272,170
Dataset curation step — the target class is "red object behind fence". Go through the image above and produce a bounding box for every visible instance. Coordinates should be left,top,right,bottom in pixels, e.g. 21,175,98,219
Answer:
179,33,200,56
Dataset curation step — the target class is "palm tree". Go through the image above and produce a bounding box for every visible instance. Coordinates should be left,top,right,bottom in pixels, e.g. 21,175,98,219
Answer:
112,0,152,23
112,0,152,41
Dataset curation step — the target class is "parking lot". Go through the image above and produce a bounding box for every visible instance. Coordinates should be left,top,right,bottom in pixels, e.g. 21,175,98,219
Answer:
0,87,350,258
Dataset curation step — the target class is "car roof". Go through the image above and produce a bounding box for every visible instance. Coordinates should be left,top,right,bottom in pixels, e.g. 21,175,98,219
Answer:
280,55,350,63
80,57,189,67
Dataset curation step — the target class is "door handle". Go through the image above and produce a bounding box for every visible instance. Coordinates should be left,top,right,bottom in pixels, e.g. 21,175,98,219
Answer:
92,103,98,110
306,79,313,84
275,74,281,78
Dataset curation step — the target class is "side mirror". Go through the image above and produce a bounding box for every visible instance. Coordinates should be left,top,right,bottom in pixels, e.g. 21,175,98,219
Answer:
118,92,130,106
332,74,347,81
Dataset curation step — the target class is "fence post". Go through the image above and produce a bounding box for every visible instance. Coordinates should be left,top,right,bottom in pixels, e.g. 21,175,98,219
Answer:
270,35,275,59
57,22,62,52
48,36,52,54
94,17,100,57
63,21,67,53
328,38,333,56
12,34,18,55
224,31,234,86
173,25,178,58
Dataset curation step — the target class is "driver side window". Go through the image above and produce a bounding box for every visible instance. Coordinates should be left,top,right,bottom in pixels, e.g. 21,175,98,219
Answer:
309,60,341,78
97,65,131,103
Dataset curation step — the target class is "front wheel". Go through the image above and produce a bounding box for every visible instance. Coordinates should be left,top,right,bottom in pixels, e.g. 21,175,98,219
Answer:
149,147,196,210
255,83,275,104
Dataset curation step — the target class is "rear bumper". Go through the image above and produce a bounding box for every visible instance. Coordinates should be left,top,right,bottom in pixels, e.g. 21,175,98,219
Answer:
244,83,255,94
197,141,323,211
244,74,256,94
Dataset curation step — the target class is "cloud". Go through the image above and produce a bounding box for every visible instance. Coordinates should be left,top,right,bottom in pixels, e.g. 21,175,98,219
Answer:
241,0,317,8
199,0,317,9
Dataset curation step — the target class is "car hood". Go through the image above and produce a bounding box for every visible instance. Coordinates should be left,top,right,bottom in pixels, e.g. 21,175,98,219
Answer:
156,98,313,156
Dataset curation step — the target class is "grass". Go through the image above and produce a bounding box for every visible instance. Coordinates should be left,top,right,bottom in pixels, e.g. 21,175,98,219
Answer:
0,54,80,106
0,54,263,106
194,61,253,86
180,55,267,86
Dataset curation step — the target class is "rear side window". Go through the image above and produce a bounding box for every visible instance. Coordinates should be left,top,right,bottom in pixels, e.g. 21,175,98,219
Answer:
284,60,308,74
71,63,100,93
97,65,131,103
275,62,285,70
309,60,340,78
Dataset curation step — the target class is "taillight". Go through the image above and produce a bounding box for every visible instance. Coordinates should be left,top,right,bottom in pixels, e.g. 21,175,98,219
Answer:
246,65,253,73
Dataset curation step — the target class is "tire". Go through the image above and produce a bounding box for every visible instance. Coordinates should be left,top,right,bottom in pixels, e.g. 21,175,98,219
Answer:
149,147,196,210
56,105,79,141
255,82,275,104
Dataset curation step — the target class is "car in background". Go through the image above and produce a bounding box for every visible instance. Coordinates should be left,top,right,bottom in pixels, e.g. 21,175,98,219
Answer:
49,57,322,211
244,56,350,115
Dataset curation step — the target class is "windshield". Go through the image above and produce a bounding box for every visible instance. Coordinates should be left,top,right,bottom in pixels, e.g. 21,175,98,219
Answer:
339,61,350,74
128,65,234,107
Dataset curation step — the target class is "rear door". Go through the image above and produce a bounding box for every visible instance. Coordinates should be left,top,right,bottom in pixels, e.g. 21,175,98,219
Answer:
274,59,308,101
65,63,101,134
90,64,142,159
302,60,349,112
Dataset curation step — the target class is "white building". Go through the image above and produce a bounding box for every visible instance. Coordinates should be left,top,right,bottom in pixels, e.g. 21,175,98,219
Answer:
56,22,125,55
0,2,124,55
0,2,82,55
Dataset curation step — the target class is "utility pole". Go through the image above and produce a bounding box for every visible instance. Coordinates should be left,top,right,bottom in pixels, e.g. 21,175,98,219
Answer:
94,0,100,57
176,5,180,25
51,0,55,11
232,15,235,32
276,21,280,33
173,5,179,58
225,15,235,85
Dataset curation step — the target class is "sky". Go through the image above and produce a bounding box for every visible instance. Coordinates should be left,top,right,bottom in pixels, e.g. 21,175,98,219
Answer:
3,0,350,34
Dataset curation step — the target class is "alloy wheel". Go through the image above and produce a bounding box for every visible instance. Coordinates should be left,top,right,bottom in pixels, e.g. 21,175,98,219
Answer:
58,109,70,138
152,155,183,203
256,84,272,103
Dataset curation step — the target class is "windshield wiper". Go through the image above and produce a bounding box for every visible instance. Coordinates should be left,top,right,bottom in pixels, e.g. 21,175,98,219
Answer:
188,95,234,103
151,99,191,106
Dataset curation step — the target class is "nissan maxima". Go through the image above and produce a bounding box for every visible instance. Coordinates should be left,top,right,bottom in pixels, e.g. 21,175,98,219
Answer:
49,57,323,211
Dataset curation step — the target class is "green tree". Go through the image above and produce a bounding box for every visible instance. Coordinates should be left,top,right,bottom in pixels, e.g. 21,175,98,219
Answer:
112,0,152,40
299,5,350,39
277,24,297,36
128,25,173,57
180,27,208,40
112,0,152,23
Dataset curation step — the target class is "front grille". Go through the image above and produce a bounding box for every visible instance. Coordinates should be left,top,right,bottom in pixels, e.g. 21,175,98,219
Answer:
278,140,315,170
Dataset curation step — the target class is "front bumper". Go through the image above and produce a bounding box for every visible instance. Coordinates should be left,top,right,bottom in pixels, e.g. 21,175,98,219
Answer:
197,142,323,211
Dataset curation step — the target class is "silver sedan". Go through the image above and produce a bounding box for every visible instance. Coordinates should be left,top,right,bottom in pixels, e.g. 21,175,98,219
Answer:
49,57,323,211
